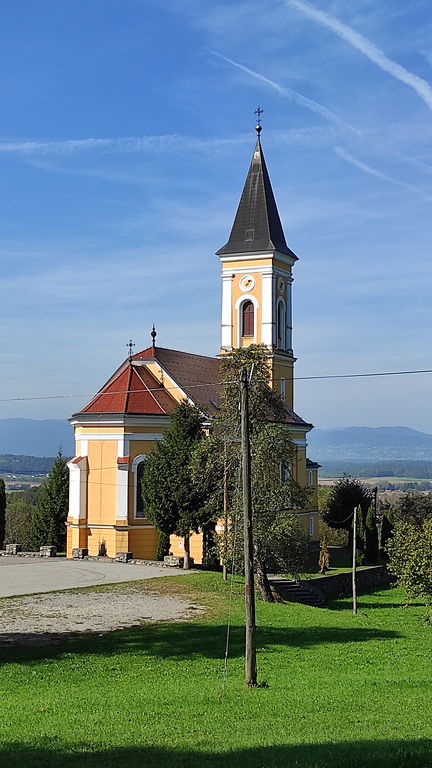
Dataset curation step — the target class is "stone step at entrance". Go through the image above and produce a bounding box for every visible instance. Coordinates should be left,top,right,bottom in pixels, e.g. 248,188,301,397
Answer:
270,578,327,607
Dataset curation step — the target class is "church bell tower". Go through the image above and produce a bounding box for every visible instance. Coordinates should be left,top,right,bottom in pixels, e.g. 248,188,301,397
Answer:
216,122,298,409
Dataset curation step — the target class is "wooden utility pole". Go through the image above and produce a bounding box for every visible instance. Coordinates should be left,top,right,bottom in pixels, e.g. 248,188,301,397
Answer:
240,367,257,687
352,506,358,615
222,441,228,581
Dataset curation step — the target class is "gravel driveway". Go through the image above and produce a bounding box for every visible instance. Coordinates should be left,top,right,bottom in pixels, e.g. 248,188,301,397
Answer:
0,558,202,647
0,585,204,646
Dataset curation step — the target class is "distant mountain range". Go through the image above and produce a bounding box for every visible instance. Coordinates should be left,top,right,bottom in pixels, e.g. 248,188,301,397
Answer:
0,419,74,457
1,420,432,465
307,426,432,462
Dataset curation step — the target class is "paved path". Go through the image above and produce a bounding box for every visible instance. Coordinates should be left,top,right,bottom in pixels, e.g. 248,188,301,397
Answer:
0,558,188,598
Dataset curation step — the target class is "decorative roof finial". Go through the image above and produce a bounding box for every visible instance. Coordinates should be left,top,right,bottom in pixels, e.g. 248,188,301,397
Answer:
126,339,135,359
254,105,264,135
151,324,157,350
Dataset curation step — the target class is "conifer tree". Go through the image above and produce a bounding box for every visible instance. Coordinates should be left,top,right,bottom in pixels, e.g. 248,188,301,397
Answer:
0,478,6,549
141,401,208,569
30,450,69,551
365,505,379,563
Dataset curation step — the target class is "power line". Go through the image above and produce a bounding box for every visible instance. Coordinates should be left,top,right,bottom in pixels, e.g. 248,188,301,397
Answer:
294,368,432,381
1,367,432,404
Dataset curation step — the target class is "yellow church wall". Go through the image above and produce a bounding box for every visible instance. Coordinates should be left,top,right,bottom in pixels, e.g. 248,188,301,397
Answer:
129,526,160,559
115,527,129,553
75,426,125,436
223,258,273,271
127,424,167,435
169,532,204,565
86,527,117,557
271,359,294,409
66,526,88,558
86,440,118,526
295,447,307,487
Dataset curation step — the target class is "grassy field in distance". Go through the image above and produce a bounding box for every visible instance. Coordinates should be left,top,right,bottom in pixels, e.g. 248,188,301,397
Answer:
319,476,431,486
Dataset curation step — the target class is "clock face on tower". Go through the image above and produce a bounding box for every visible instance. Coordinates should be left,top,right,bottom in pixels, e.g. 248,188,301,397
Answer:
277,277,285,294
239,274,255,292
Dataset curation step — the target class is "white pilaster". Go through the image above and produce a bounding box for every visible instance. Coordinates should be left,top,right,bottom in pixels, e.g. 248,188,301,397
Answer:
287,277,293,351
116,464,129,521
261,269,274,347
221,273,233,349
67,457,87,522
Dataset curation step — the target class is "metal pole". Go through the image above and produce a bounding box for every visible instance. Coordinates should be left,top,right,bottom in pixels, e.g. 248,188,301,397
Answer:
240,366,257,687
352,506,357,615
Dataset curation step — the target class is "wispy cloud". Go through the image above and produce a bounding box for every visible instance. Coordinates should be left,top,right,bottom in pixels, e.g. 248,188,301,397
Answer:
210,51,361,135
0,134,248,157
287,0,432,111
334,146,430,198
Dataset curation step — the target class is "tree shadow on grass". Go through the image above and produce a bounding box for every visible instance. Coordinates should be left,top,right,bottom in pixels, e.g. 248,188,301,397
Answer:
330,599,426,610
0,621,400,664
0,738,430,768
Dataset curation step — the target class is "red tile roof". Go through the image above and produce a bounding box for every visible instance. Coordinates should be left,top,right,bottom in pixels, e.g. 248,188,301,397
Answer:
79,360,177,415
132,346,221,417
75,345,311,427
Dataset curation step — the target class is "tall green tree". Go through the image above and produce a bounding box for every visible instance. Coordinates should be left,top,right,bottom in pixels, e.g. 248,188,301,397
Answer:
30,450,69,551
379,499,395,559
0,478,6,549
141,401,209,569
387,495,432,618
321,476,378,562
5,497,34,550
322,476,372,532
192,345,309,601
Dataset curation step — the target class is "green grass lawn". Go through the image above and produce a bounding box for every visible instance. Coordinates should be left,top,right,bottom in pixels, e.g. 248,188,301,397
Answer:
1,573,431,768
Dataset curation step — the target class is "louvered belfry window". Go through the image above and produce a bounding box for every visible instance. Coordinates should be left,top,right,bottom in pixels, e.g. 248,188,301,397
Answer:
242,300,254,337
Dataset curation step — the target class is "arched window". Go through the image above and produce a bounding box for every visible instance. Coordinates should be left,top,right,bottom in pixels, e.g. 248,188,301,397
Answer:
132,454,148,519
277,299,286,350
136,461,146,518
242,300,254,337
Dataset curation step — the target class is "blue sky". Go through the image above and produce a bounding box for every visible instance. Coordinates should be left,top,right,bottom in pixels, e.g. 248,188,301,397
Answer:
1,0,432,431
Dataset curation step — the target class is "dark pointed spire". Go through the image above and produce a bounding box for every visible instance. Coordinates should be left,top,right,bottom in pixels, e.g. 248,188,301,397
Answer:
216,132,297,260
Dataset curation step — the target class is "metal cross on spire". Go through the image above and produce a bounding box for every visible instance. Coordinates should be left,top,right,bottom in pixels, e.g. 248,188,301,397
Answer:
254,105,264,134
126,339,136,359
254,105,264,124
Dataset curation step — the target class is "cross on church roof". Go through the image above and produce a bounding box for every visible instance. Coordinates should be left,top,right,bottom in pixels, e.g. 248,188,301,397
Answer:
126,339,136,359
254,105,264,134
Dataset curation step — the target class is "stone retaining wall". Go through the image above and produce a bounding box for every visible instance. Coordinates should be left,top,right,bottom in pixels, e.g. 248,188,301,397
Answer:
304,565,392,600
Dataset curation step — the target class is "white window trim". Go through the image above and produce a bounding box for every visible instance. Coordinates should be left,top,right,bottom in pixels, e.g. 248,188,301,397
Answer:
234,294,259,347
132,454,147,519
276,296,287,351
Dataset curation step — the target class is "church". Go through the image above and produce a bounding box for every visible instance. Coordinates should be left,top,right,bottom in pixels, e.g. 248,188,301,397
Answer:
66,124,321,561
